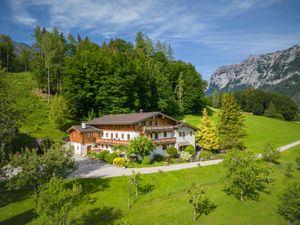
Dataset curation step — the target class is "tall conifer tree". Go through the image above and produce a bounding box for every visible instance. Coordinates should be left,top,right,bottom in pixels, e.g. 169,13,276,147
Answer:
197,108,219,151
217,93,246,150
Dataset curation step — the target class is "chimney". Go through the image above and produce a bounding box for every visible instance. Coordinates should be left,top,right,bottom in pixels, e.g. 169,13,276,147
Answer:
140,109,143,113
81,122,86,129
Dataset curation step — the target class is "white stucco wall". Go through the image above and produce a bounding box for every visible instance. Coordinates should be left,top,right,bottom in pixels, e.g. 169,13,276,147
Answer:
71,142,91,156
102,130,140,141
174,126,195,148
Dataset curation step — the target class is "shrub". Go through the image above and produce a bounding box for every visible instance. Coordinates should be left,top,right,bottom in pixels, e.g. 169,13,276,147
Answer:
141,156,151,165
262,143,280,163
105,152,118,164
166,146,178,158
87,152,97,159
184,145,195,156
200,151,212,159
180,151,192,162
277,181,300,223
98,150,109,160
113,157,126,167
152,154,164,162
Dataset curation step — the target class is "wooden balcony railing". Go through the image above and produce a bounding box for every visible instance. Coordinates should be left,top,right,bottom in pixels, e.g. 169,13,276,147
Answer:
143,126,174,131
152,138,176,145
95,138,129,145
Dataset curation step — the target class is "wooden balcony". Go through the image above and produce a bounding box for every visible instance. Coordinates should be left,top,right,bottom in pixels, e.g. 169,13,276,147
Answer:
95,138,129,146
152,137,176,145
143,126,174,132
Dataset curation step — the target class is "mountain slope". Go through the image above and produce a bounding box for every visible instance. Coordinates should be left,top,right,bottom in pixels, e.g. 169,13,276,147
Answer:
207,45,300,110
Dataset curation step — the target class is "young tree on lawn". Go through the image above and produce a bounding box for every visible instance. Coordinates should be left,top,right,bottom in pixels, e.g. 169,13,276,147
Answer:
49,95,69,129
8,144,75,199
127,136,155,159
278,181,300,224
187,183,216,223
262,143,280,163
222,149,270,201
130,171,141,200
34,176,83,225
217,93,246,150
197,108,219,151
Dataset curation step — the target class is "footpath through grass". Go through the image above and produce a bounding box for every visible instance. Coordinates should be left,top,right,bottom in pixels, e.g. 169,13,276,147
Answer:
182,108,300,153
1,146,299,225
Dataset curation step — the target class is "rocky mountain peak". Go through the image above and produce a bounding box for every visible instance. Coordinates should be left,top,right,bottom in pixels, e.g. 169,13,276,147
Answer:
207,44,300,94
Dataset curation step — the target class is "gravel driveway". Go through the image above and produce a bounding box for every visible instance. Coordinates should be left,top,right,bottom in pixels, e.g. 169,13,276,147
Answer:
68,140,300,179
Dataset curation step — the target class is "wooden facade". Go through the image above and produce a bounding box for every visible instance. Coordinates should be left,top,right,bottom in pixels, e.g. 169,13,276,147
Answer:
68,111,197,155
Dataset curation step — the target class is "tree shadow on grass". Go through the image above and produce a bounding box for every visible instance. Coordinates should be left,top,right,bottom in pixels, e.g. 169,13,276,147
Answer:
66,178,111,195
196,200,218,221
134,183,155,203
81,206,122,225
139,183,154,195
0,188,32,208
0,209,36,225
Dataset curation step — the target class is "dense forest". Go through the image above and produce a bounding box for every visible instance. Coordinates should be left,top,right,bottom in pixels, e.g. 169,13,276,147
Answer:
1,27,298,122
211,89,298,121
29,27,207,117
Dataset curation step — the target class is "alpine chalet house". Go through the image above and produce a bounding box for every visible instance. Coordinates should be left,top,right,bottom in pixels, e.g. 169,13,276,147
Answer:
67,112,198,156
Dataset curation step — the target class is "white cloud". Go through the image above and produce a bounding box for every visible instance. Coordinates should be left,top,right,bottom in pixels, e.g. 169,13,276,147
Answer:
9,0,37,27
8,0,293,56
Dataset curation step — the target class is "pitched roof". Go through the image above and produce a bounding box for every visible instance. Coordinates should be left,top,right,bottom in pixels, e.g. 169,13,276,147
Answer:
67,125,101,133
87,112,168,125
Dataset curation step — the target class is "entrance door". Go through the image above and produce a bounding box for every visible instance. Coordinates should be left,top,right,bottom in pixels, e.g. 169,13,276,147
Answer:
87,145,92,154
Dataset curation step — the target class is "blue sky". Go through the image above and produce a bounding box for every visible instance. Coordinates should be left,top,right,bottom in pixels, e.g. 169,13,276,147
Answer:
0,0,300,80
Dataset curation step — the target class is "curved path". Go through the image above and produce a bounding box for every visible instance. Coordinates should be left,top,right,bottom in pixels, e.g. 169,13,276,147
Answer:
68,140,300,179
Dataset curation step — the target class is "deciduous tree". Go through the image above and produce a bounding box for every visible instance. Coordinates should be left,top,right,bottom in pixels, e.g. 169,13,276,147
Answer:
212,89,220,108
278,181,300,224
8,144,75,198
34,176,83,225
187,183,216,223
222,149,270,201
261,143,280,163
127,136,155,159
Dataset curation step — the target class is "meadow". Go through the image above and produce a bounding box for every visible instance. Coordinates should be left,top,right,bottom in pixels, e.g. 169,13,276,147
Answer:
1,72,300,224
182,110,300,153
1,146,299,225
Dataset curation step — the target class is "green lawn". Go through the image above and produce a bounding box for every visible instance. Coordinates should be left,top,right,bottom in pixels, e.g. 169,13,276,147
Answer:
1,146,299,225
1,72,300,224
182,108,300,153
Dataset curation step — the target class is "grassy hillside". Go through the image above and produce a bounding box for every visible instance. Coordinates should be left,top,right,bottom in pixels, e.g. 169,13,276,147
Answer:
182,108,300,153
0,72,67,149
1,72,300,224
2,72,299,153
1,146,299,224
